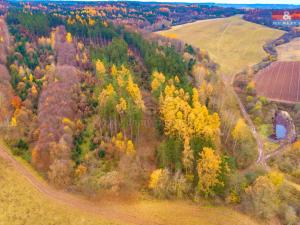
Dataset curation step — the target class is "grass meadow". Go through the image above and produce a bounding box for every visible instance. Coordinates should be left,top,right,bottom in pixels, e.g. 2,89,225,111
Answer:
0,157,261,225
276,37,300,61
158,15,284,80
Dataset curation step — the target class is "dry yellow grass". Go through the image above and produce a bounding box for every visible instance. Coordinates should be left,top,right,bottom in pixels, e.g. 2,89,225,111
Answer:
0,156,261,225
158,15,285,79
0,158,120,225
117,200,262,225
276,37,300,61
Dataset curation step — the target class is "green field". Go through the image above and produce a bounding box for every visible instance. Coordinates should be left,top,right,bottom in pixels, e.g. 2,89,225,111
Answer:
158,15,285,80
0,157,261,225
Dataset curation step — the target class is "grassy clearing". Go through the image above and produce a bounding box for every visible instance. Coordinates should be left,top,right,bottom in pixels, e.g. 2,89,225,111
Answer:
118,200,261,225
276,37,300,61
0,159,120,225
158,15,284,79
0,156,261,225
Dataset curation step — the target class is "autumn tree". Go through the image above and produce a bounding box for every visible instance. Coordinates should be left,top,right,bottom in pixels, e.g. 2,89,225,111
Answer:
151,71,166,97
157,81,220,171
11,96,22,110
232,119,251,145
148,169,190,199
97,63,144,152
197,147,224,197
231,118,257,168
66,32,73,43
182,137,194,173
105,38,128,66
95,59,106,79
48,159,74,188
159,84,220,143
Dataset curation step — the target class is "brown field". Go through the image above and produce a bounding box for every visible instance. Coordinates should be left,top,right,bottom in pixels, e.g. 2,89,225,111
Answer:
276,37,300,61
255,61,300,103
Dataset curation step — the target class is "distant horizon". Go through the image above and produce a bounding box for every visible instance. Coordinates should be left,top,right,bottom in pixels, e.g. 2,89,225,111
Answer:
9,0,300,5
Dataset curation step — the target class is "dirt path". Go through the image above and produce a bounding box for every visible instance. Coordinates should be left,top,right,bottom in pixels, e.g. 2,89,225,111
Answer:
221,74,265,165
264,141,290,161
0,142,261,225
0,21,161,224
0,20,158,222
232,87,265,164
0,142,164,225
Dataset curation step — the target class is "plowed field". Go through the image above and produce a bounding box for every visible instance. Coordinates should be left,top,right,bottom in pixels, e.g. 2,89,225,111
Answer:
255,61,300,103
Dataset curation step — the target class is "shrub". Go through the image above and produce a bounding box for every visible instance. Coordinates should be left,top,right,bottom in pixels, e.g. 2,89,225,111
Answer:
246,95,254,102
98,149,106,158
97,171,123,193
227,190,240,204
268,171,284,188
236,142,257,169
294,104,300,112
242,176,280,219
246,81,255,95
245,166,267,184
148,169,191,199
291,167,300,180
281,205,297,225
226,172,247,204
12,139,30,161
278,158,294,174
148,169,172,198
75,158,123,195
48,159,74,188
259,96,268,105
170,172,191,199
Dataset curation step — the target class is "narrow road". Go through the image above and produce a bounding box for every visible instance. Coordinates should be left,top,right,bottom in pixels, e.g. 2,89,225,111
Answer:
264,141,290,161
0,142,162,225
232,88,265,164
221,74,265,165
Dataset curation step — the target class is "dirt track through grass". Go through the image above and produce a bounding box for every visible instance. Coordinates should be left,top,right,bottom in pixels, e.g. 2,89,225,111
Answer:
158,15,284,80
0,141,261,225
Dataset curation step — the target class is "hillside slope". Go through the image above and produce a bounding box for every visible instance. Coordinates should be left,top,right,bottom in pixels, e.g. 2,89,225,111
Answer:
158,15,284,80
0,142,260,225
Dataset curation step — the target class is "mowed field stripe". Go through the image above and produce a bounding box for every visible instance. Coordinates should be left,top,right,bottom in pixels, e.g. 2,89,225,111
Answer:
288,62,295,96
287,62,297,102
258,62,274,96
290,62,297,101
270,62,281,98
277,63,289,100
